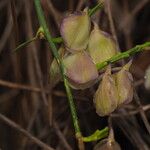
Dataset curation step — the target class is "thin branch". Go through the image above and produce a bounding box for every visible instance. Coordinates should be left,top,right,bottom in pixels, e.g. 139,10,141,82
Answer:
0,8,13,54
88,2,103,17
96,41,150,70
114,115,149,149
105,0,119,50
14,36,63,52
82,127,109,142
0,72,144,105
0,113,54,150
122,0,133,49
0,79,49,93
25,0,48,106
111,104,150,117
15,34,150,76
14,2,103,53
56,119,70,150
68,0,74,10
76,0,85,11
13,37,37,52
54,122,73,150
0,0,8,10
134,91,150,135
120,0,149,30
34,1,84,150
45,0,62,28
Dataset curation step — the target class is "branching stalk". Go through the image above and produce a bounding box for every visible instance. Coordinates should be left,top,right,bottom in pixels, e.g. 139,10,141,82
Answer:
13,37,37,52
34,0,84,149
15,0,150,147
14,2,104,52
96,41,150,70
88,1,103,16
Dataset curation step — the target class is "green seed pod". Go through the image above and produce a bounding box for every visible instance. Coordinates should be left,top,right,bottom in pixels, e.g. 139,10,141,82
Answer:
94,139,121,150
60,8,91,53
63,51,98,89
88,23,118,64
94,66,118,116
114,61,133,106
49,46,66,87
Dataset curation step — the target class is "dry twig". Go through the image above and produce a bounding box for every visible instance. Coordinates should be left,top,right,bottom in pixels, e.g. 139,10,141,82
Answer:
0,113,55,150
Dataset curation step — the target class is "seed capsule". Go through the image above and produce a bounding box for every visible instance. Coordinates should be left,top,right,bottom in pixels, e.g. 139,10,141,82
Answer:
94,66,118,116
94,139,121,150
88,23,118,64
114,61,133,106
63,51,98,89
60,8,91,53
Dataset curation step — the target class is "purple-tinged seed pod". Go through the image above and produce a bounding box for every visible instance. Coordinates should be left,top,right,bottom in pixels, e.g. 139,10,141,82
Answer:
60,8,91,53
88,23,118,64
63,51,99,89
50,46,66,87
94,139,121,150
94,66,118,116
114,61,133,106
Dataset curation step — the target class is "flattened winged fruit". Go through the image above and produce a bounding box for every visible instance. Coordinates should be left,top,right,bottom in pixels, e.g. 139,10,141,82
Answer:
60,9,91,53
63,51,98,89
88,23,118,64
94,66,118,116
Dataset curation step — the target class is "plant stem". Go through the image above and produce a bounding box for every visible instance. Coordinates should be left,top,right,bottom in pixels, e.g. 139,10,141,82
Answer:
14,1,103,52
96,41,150,70
34,0,83,149
52,37,63,43
82,127,109,142
13,37,37,52
13,36,62,53
33,0,150,146
88,1,103,16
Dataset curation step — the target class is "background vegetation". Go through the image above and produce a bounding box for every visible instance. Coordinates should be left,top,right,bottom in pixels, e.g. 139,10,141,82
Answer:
0,0,150,149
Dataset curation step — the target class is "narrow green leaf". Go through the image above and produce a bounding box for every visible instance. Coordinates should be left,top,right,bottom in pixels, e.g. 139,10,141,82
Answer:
13,37,37,52
83,127,109,142
88,2,104,16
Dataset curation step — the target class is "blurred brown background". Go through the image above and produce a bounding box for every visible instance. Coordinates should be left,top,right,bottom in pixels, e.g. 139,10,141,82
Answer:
0,0,150,150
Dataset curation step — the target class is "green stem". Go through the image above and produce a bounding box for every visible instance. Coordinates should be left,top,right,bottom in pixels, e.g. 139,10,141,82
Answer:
13,36,62,53
13,37,37,52
34,0,81,137
14,1,103,52
83,127,109,142
88,2,104,16
96,42,150,70
52,37,63,43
